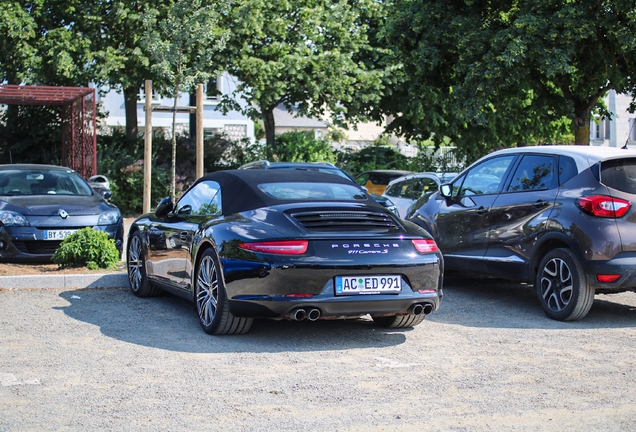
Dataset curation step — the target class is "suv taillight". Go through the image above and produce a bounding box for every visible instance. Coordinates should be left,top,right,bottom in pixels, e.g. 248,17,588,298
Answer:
577,195,631,218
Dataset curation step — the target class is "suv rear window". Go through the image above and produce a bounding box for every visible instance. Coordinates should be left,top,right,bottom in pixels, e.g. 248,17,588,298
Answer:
600,158,636,194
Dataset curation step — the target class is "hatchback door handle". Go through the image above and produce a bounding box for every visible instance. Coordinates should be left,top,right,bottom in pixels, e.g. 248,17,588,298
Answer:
475,206,489,215
533,200,549,208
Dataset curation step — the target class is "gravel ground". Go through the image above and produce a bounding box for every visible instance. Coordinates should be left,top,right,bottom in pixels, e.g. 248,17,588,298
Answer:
2,274,636,431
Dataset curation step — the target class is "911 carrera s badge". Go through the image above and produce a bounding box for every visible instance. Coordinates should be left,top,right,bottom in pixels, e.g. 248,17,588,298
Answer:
58,209,69,219
331,242,399,254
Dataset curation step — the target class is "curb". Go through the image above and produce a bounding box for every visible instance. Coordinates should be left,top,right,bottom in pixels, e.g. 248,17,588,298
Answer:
0,273,129,290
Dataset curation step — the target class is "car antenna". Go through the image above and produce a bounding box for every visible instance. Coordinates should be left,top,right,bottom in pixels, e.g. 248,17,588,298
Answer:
623,119,635,149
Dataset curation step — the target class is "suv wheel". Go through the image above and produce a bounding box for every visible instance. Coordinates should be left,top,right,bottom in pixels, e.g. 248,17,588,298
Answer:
535,248,594,321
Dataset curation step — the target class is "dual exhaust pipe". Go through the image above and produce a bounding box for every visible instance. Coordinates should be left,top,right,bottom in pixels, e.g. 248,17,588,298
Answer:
288,303,433,321
289,308,321,321
410,303,434,316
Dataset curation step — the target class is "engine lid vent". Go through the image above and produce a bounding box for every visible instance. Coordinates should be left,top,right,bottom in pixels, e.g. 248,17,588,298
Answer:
289,210,399,232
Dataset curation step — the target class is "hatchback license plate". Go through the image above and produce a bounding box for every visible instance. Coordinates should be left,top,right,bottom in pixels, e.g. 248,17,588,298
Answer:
335,275,401,295
44,229,77,240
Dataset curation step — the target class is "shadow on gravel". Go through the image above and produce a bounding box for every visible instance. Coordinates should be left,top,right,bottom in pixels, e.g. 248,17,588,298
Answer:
430,273,636,330
55,288,410,353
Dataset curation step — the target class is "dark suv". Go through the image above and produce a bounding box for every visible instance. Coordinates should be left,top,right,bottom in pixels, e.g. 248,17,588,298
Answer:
407,145,636,321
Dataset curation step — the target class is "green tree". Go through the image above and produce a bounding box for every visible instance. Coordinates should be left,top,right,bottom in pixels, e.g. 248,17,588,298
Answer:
79,0,164,141
382,0,636,157
0,1,37,84
142,0,228,201
217,0,387,147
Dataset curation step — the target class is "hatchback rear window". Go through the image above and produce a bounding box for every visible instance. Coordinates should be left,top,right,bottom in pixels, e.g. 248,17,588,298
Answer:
601,159,636,194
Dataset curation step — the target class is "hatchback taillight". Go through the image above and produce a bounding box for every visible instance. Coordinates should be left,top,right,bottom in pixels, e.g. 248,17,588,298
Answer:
577,195,631,218
238,240,308,255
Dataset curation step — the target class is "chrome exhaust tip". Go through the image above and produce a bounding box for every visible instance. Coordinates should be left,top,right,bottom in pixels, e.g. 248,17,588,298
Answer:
290,308,307,321
307,308,321,321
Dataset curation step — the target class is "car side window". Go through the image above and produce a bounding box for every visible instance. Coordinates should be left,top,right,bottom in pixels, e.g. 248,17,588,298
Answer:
175,181,222,216
419,178,439,197
559,156,578,185
507,155,557,192
355,173,369,187
456,156,515,197
388,178,415,198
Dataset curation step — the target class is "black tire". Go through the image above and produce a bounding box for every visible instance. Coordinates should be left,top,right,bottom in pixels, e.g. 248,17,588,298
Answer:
535,248,594,321
372,313,425,329
195,249,253,335
127,231,161,297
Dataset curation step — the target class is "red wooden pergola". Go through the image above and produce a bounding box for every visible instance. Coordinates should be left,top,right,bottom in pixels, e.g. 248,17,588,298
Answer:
0,84,97,178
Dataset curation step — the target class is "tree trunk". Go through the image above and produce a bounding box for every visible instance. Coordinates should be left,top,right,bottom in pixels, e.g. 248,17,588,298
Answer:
123,86,140,141
262,106,276,149
573,109,591,145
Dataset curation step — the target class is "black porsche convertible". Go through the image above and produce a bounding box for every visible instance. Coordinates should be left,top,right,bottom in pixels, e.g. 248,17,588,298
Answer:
127,169,443,335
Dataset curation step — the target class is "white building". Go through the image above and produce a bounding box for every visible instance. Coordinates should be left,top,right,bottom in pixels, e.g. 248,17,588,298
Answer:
98,72,254,141
590,90,636,148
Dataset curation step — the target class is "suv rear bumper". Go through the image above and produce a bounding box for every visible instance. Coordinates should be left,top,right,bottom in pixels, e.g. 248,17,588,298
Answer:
585,252,636,293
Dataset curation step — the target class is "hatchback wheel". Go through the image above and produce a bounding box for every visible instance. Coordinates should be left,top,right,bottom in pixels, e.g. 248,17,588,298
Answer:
127,231,161,297
195,249,253,335
535,248,594,321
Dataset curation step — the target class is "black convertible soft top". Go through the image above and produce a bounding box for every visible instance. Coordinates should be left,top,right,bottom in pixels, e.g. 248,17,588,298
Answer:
194,169,372,215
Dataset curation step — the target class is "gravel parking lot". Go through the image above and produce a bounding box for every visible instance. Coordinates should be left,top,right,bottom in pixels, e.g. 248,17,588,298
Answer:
2,274,636,431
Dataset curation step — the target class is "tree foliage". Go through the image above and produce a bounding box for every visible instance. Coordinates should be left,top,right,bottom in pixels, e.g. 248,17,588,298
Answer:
382,0,636,159
142,0,229,201
217,0,388,147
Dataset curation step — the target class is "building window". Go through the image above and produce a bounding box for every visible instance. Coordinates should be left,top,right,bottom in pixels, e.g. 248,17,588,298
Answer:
138,88,161,103
205,75,222,101
604,117,611,140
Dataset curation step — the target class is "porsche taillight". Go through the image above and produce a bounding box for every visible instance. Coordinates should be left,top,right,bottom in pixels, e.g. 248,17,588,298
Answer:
412,239,438,253
238,240,308,255
577,195,631,218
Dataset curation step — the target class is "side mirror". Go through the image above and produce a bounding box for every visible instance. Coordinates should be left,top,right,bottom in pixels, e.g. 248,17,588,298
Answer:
155,197,174,218
100,189,113,200
439,183,452,198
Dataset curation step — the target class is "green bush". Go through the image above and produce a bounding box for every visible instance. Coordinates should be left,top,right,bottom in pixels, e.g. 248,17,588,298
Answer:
97,131,171,216
52,228,120,270
267,131,336,163
336,144,410,174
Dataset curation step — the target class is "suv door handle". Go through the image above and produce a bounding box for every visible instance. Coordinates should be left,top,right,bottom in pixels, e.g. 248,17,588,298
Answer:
533,200,549,208
475,206,489,215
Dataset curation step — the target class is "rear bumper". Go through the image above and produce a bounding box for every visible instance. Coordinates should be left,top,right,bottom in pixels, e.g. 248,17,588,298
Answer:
585,252,636,293
225,260,443,319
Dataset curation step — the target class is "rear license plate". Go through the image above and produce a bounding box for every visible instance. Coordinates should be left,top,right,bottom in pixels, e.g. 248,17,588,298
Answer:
43,229,77,240
335,275,402,295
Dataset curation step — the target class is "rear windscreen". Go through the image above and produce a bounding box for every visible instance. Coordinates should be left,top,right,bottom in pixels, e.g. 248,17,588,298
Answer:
258,182,368,201
600,158,636,194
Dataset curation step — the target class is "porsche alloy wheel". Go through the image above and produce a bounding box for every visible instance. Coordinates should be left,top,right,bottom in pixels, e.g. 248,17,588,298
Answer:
195,249,252,335
372,313,425,329
535,248,594,321
127,231,160,297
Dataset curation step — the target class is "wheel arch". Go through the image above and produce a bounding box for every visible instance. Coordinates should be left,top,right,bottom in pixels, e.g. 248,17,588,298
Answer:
531,232,585,279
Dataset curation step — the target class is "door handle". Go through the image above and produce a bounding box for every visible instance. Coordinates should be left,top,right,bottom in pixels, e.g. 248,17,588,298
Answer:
533,200,549,208
475,206,489,215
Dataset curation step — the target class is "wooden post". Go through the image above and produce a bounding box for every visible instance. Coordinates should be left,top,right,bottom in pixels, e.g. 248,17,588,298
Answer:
143,80,153,214
196,84,204,179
